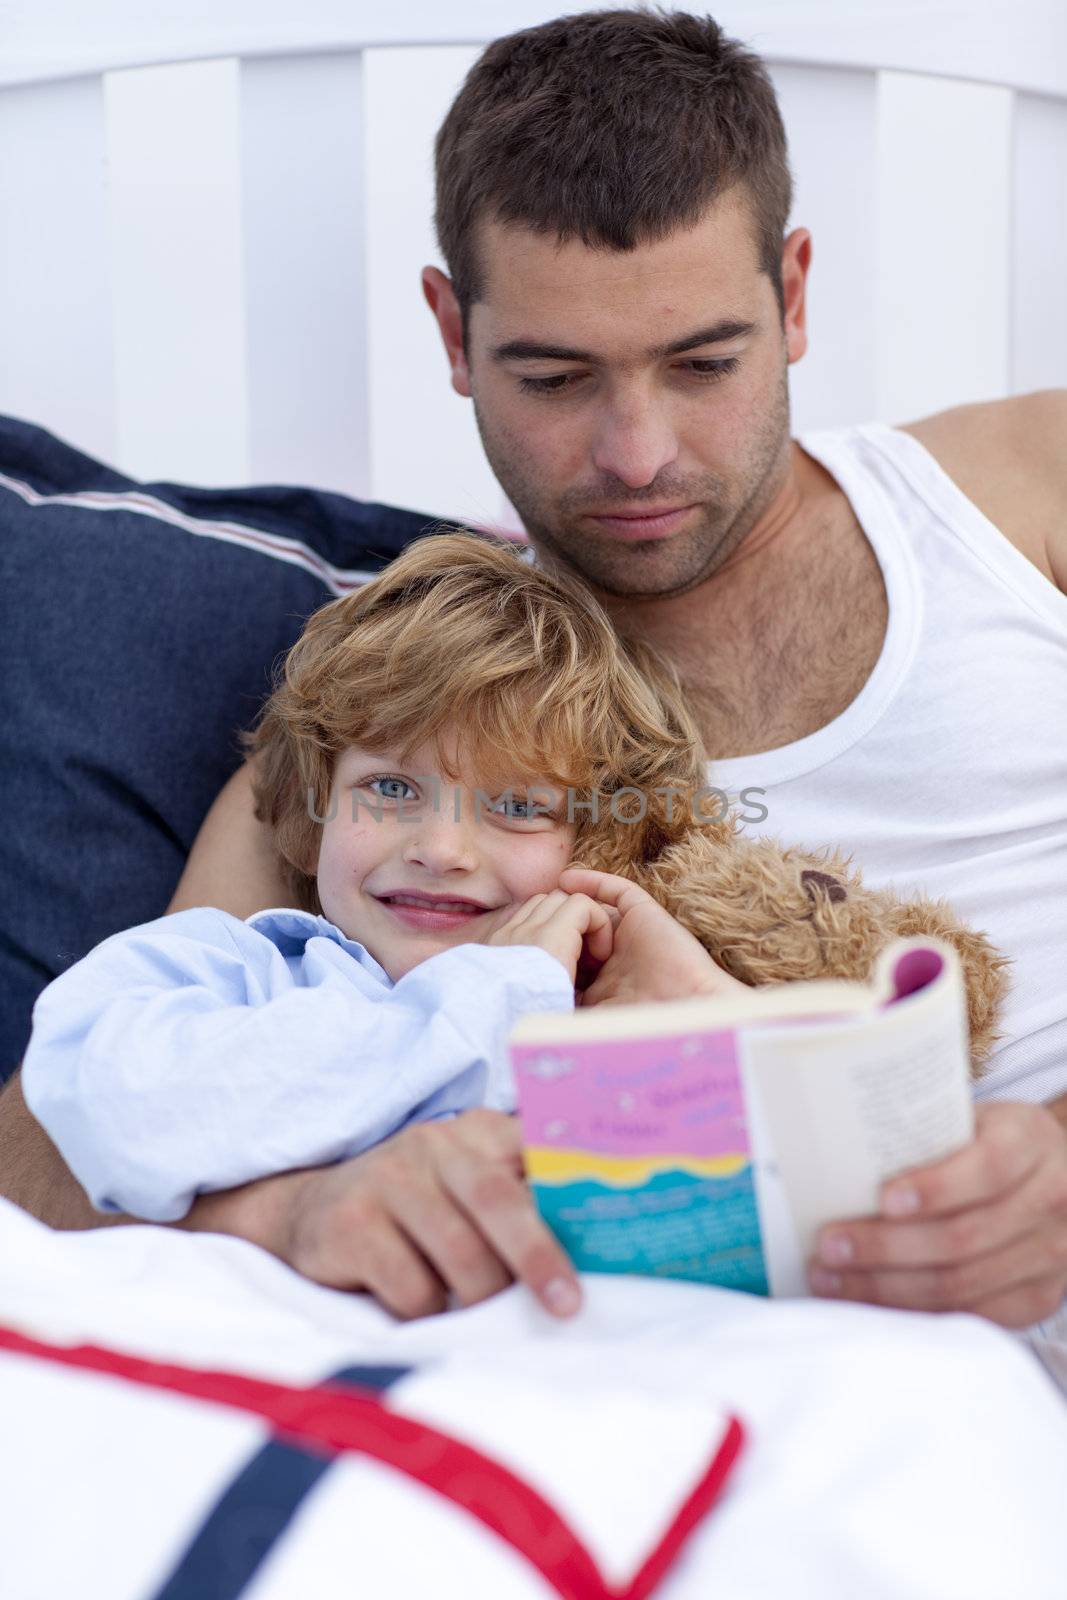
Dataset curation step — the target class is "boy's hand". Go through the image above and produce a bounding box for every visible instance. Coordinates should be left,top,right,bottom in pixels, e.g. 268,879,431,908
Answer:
557,867,746,1007
481,889,616,984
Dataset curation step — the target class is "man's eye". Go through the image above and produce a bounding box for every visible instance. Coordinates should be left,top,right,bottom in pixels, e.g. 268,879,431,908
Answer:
517,372,582,395
681,357,741,381
365,775,416,801
518,357,740,396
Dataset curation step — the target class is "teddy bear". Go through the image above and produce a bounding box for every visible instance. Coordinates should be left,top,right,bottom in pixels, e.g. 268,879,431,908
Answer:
571,798,1010,1078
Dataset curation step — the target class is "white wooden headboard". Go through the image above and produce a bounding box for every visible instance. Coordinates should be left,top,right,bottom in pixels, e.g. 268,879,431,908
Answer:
1,1,1064,529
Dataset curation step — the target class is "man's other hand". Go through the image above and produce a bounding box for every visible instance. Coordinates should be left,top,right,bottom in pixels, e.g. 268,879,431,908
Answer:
809,1102,1067,1328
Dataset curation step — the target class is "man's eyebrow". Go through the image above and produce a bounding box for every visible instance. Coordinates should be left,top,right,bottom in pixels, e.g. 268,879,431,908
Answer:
491,319,758,364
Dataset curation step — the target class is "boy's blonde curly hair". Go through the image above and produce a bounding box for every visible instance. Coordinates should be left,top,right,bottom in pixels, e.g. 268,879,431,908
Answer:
242,530,709,913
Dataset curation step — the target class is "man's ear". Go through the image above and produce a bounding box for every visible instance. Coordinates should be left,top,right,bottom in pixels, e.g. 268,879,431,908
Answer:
780,227,811,365
422,267,472,398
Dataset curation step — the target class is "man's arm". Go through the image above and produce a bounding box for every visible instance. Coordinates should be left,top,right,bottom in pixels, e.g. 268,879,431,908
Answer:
167,757,290,915
0,1071,582,1321
1041,390,1067,594
0,1068,582,1320
0,1071,123,1229
1049,1092,1067,1138
903,386,1067,592
177,1110,583,1320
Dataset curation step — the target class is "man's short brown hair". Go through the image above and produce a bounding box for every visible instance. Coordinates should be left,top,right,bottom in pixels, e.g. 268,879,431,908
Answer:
243,531,708,912
434,8,793,341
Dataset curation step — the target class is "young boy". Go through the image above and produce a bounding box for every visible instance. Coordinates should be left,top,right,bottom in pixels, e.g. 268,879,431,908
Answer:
23,533,733,1225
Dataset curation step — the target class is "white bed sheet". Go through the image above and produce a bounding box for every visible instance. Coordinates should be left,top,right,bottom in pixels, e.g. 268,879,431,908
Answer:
1,1196,1065,1599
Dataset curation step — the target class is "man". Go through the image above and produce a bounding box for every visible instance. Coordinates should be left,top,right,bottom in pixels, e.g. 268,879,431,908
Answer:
3,8,1066,1333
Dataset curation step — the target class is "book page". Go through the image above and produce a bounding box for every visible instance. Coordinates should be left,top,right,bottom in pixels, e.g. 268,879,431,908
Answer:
508,974,879,1048
742,957,975,1287
737,1063,806,1297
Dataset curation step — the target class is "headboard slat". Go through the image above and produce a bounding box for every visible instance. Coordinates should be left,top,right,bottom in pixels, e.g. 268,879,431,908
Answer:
0,77,117,464
874,74,1013,423
5,2,1066,99
239,51,370,499
106,59,250,485
1012,93,1067,395
770,63,879,433
1,16,1063,501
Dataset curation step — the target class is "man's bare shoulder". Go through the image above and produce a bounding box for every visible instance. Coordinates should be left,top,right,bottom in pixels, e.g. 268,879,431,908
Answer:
899,389,1067,590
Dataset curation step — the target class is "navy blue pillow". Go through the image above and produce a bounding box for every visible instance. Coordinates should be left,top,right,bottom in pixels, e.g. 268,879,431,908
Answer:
0,416,440,1080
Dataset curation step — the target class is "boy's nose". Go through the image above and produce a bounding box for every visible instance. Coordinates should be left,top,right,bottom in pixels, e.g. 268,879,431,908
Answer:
400,802,481,875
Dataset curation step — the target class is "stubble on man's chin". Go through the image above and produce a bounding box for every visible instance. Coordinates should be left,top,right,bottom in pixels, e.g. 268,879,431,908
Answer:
526,511,742,601
474,425,727,601
486,462,768,603
472,371,791,602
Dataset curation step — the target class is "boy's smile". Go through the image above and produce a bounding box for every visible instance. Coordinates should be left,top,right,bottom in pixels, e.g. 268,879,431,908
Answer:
372,892,497,934
314,735,576,981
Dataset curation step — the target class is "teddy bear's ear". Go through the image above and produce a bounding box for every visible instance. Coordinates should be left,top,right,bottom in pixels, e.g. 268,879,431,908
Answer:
800,869,848,904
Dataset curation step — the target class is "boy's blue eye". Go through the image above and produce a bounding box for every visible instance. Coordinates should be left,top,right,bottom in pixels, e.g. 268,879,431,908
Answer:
491,794,537,819
493,796,527,818
367,775,416,801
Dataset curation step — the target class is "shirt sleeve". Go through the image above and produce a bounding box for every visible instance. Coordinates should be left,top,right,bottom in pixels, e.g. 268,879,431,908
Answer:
21,910,574,1223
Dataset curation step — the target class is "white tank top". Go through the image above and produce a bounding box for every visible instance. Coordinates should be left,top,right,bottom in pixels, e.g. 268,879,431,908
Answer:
710,422,1067,1104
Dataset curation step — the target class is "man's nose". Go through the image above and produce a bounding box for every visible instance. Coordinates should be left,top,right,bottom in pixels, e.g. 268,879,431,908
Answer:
590,390,680,489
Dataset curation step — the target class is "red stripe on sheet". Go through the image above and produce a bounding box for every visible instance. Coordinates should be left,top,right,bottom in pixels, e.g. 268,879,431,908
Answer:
0,1323,742,1600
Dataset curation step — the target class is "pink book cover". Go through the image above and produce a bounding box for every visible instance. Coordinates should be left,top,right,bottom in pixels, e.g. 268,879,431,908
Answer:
512,1022,768,1294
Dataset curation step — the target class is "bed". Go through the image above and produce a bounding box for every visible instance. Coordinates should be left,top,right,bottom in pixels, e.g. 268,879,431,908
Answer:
3,1196,1067,1598
2,3,1067,1593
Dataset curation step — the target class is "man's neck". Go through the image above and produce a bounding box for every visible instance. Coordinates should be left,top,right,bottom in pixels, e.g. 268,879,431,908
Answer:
536,440,884,760
598,440,818,655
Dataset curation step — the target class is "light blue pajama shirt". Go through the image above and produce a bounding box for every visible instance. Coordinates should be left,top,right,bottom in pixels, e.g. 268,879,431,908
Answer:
21,906,575,1222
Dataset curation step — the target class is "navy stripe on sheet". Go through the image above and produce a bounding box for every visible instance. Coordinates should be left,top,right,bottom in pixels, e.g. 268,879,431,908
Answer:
150,1364,413,1600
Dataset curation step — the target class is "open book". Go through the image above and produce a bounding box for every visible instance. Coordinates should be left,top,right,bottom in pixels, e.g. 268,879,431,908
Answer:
509,937,975,1297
